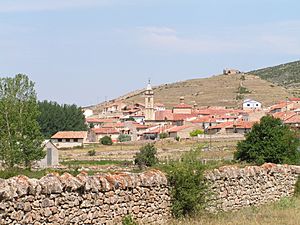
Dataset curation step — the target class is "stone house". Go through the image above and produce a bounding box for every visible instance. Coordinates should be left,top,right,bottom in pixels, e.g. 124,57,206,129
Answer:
91,127,120,143
243,99,262,111
36,140,59,168
167,125,201,139
51,131,88,149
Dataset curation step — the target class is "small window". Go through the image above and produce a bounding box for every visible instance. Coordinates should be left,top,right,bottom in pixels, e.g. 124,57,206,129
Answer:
58,139,62,142
247,104,250,107
66,139,70,142
73,138,78,142
256,104,259,106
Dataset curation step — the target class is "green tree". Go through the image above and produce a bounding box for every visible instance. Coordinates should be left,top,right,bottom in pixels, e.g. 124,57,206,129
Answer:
134,143,158,168
118,134,131,142
159,132,168,139
190,129,204,137
100,136,113,145
0,74,45,168
38,101,87,138
235,115,300,165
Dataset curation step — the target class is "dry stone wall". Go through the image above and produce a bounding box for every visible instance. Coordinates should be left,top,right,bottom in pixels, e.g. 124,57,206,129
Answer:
205,163,300,212
0,170,171,225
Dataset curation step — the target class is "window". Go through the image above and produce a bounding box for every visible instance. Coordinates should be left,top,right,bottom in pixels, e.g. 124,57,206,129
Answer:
73,138,78,142
66,139,70,142
247,104,250,107
58,139,62,142
256,104,259,106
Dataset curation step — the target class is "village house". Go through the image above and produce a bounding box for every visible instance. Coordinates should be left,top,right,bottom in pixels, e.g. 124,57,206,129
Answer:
167,125,202,139
82,108,94,118
36,140,59,168
91,127,120,142
51,131,88,149
208,121,254,135
223,68,241,75
172,97,193,114
243,99,262,111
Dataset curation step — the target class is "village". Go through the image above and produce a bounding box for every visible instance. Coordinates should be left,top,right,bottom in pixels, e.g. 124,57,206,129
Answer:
36,73,300,169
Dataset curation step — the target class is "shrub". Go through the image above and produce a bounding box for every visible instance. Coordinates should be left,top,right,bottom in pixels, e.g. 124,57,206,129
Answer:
161,146,207,218
122,215,137,225
118,134,131,142
235,115,300,165
175,136,180,141
159,132,168,139
100,136,113,145
87,149,96,156
134,143,158,168
190,129,204,137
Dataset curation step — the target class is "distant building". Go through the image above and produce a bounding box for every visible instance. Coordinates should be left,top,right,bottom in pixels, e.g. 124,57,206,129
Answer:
82,108,94,118
243,99,262,110
223,68,241,75
51,131,88,149
144,80,155,121
172,97,193,114
37,140,59,168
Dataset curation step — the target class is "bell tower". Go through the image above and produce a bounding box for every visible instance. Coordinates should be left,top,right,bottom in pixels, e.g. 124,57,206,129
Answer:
145,79,155,121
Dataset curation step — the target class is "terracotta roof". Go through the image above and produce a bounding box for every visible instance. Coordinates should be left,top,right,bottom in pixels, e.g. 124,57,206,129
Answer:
173,113,197,121
273,111,296,121
289,98,300,102
173,103,193,109
51,131,87,139
208,121,255,130
167,125,194,133
155,110,174,121
284,114,300,124
86,118,117,123
191,116,217,123
92,128,119,134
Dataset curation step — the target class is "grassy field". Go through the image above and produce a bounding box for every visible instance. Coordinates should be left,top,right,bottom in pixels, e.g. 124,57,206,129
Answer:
169,197,300,225
59,139,237,164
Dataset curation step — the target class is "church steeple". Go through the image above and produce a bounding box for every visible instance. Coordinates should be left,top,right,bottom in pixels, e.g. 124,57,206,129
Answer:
145,79,155,121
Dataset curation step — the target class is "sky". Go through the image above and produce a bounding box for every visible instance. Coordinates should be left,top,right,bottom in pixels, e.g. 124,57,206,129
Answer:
1,0,300,106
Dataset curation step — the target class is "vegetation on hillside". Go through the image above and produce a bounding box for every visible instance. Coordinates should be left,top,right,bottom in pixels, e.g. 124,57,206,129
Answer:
38,100,87,138
235,115,300,165
134,143,158,168
249,60,300,88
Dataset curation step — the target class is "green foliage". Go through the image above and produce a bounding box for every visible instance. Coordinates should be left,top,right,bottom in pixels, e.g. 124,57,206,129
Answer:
126,117,136,122
161,146,207,218
159,132,168,139
122,215,137,225
190,129,204,137
235,115,300,165
134,143,158,168
38,100,87,138
175,136,180,141
295,177,300,197
0,74,45,169
118,134,131,142
236,94,244,100
87,149,96,156
237,86,251,94
100,136,113,145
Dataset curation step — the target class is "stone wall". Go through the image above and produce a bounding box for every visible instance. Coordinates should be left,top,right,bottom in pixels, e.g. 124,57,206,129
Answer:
0,170,170,225
205,163,300,212
0,164,300,224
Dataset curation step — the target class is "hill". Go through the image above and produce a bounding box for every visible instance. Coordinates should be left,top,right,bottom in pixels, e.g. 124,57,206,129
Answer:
249,60,300,96
92,73,292,112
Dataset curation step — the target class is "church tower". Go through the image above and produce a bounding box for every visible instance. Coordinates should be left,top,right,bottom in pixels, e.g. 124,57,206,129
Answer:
145,80,155,121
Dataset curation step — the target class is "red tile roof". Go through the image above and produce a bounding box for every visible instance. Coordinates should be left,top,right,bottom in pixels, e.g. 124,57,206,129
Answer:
167,125,194,133
51,131,87,139
86,118,117,123
92,128,119,134
173,103,193,109
284,114,300,124
208,121,255,130
273,111,296,121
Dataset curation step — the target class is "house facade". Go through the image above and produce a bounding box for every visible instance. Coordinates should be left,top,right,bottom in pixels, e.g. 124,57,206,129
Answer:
243,99,262,110
51,131,88,149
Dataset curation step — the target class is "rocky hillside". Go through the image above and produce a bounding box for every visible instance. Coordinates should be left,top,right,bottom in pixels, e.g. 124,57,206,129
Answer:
93,73,292,112
249,60,300,96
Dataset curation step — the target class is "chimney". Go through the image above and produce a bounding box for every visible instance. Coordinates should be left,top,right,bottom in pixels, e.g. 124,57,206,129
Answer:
180,96,185,104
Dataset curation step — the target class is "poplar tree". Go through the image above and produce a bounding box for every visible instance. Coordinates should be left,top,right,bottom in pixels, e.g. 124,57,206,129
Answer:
0,74,45,168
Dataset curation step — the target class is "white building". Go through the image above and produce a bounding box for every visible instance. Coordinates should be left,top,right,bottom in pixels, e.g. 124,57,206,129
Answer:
243,99,262,110
82,108,94,118
37,140,59,168
51,131,88,149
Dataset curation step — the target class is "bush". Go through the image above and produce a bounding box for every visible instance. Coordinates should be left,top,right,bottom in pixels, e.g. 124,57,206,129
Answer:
175,136,180,141
235,115,300,165
161,146,207,218
100,136,113,145
122,215,137,225
159,132,168,139
134,144,158,168
118,134,131,142
190,129,204,137
87,149,96,156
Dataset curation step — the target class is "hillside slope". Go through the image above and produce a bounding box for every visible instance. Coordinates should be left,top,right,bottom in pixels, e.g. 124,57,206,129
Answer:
249,60,300,96
93,74,292,112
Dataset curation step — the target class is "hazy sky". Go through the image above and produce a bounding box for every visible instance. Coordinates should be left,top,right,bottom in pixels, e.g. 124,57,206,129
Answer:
1,0,300,106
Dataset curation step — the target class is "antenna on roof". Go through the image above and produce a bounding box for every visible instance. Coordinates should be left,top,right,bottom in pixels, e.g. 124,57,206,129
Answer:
148,77,151,84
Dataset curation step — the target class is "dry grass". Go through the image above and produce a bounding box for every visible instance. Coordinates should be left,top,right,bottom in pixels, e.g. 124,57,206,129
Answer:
169,197,300,225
